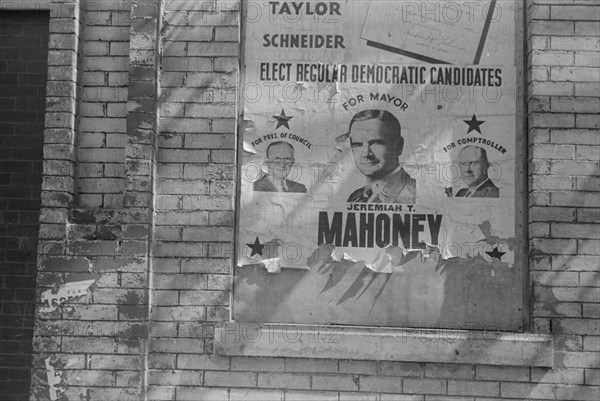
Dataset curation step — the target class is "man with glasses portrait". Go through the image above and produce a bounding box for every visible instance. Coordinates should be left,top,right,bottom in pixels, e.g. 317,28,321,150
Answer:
455,145,499,198
253,141,307,193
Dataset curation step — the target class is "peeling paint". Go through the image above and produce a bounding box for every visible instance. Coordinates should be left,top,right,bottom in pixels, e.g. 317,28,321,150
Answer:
40,280,95,313
44,357,64,400
117,291,146,319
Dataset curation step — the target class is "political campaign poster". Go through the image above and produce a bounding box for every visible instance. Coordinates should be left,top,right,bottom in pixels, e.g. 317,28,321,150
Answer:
235,0,524,330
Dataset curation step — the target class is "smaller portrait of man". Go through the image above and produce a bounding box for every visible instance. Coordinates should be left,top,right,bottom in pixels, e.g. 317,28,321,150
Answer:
253,141,307,193
346,109,416,203
455,145,499,198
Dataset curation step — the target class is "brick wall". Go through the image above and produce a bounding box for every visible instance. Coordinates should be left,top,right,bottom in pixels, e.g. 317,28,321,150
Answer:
0,10,49,401
25,0,600,400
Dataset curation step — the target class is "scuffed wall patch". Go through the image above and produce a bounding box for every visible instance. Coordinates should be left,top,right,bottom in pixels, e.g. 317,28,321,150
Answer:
40,280,95,313
44,357,64,400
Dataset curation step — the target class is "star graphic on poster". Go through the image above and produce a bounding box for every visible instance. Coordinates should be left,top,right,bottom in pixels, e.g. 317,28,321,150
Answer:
464,114,485,134
485,247,506,261
273,108,293,130
246,236,264,257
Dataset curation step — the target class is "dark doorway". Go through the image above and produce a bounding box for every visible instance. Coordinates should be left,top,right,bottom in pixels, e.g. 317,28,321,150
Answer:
1,10,49,400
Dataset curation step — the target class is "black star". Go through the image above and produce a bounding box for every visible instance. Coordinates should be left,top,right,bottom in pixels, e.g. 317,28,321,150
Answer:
464,114,485,134
246,236,264,257
273,108,293,130
486,247,506,261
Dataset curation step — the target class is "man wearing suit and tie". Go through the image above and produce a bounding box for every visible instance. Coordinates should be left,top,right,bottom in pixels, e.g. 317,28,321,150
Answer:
346,109,416,203
455,145,499,198
253,141,307,193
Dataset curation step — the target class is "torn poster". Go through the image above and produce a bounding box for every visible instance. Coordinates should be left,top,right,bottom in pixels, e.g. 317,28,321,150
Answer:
236,0,523,329
40,279,95,313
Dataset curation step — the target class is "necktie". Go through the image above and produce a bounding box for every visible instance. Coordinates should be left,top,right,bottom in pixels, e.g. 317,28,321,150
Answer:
359,187,373,202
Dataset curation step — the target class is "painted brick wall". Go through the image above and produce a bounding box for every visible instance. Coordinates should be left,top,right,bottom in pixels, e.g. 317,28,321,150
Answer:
0,10,49,401
25,0,600,400
75,0,130,208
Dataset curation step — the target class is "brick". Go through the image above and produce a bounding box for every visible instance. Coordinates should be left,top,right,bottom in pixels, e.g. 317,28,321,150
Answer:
285,358,338,373
156,210,208,225
583,335,600,350
147,386,175,400
575,82,600,97
215,26,239,41
551,66,600,81
531,81,574,96
148,370,202,386
182,227,233,242
551,5,600,21
187,42,239,56
534,301,581,317
256,372,311,389
338,392,380,401
204,371,257,387
230,389,285,401
532,238,577,254
214,56,238,72
177,354,230,370
555,319,600,335
339,361,378,375
163,26,213,41
553,223,600,239
62,304,118,320
530,206,575,222
161,117,211,133
380,362,422,377
312,374,359,391
580,272,600,287
584,369,600,385
552,97,600,113
89,355,142,370
531,50,573,65
476,365,529,381
285,391,338,401
402,378,445,395
529,112,575,128
177,387,228,401
575,51,600,67
557,351,600,368
230,357,284,372
152,306,205,321
360,376,403,393
530,20,574,35
530,367,585,384
576,114,600,129
550,287,600,302
551,129,599,145
148,354,177,369
84,27,129,41
424,364,472,379
576,146,600,160
579,239,600,254
575,21,600,36
153,241,207,257
447,380,499,397
180,258,230,274
551,191,600,207
153,274,206,290
379,395,423,401
150,338,205,353
156,180,209,195
500,382,554,399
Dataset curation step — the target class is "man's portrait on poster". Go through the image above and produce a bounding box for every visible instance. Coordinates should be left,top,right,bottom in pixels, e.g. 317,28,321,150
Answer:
455,145,499,198
346,109,416,203
253,141,307,193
